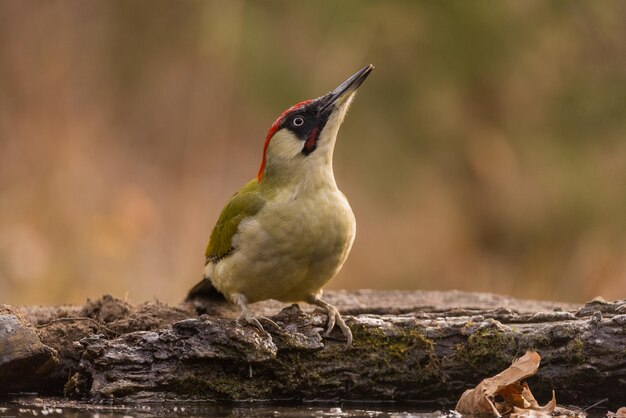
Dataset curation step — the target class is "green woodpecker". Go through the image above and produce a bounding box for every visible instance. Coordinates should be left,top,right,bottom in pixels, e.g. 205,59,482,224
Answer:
187,65,374,346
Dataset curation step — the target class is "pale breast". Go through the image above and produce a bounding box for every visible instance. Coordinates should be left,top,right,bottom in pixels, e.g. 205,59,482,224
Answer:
213,188,356,303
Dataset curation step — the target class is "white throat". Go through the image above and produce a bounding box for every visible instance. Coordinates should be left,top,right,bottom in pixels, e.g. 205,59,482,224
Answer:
261,95,353,195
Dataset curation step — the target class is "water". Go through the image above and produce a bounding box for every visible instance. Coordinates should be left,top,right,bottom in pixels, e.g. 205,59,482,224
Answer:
0,398,457,418
1,397,604,417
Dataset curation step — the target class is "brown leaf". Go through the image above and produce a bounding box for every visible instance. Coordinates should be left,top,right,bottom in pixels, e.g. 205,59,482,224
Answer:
455,351,557,417
510,409,553,418
608,407,626,418
509,390,558,417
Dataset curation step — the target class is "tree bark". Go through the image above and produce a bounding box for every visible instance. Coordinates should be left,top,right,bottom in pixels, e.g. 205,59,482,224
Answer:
0,306,58,391
1,291,624,408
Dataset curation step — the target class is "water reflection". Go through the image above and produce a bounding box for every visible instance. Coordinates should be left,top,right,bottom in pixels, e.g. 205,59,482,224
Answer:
0,398,455,418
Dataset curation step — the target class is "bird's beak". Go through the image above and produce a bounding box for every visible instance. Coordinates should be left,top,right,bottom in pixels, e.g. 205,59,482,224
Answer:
318,64,374,114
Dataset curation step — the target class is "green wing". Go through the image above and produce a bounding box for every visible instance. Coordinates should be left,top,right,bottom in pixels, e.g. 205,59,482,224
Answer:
205,179,265,263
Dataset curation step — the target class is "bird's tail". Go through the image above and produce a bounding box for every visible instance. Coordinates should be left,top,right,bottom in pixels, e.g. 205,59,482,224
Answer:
185,277,226,302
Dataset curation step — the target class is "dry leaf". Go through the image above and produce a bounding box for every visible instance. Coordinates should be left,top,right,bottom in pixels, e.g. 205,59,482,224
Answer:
510,409,554,418
509,391,557,417
455,351,557,417
607,407,626,418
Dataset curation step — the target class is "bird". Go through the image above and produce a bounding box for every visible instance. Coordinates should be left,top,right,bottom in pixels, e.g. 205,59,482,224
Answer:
186,64,374,346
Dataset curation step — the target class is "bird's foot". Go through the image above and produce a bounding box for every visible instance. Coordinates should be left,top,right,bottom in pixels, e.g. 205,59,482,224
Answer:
232,293,275,336
307,295,353,347
237,310,263,330
323,305,353,347
236,311,276,337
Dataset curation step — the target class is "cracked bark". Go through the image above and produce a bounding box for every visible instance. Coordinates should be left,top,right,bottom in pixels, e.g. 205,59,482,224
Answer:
1,291,624,408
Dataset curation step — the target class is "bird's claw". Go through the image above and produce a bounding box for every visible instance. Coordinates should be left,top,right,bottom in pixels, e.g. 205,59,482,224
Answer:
233,293,274,337
258,316,280,329
307,295,353,348
236,312,282,340
238,312,271,336
324,306,338,336
324,306,352,347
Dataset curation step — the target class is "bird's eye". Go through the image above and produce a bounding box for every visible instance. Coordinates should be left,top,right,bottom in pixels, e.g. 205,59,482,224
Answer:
293,116,305,127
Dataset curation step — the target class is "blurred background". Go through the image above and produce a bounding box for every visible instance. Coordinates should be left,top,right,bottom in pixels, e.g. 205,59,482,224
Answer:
1,1,625,306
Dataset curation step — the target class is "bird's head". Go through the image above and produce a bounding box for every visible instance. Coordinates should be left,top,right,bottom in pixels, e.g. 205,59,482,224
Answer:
257,65,373,185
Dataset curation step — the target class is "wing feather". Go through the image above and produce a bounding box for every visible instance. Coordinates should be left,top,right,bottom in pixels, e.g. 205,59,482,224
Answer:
205,179,265,263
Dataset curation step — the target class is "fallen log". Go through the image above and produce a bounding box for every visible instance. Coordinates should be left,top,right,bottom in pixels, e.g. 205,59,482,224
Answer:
1,291,624,408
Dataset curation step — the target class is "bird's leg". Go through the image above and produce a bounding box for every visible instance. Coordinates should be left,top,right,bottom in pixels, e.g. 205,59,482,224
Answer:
232,293,279,333
307,294,353,347
232,293,264,331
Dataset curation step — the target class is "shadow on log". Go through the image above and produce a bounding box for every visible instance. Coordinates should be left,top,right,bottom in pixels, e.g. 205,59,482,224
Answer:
1,291,624,408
